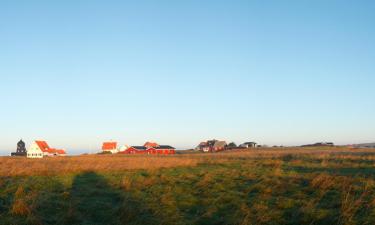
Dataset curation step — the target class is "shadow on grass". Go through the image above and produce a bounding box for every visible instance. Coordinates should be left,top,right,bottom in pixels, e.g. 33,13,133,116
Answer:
27,172,158,225
66,172,158,225
289,166,375,177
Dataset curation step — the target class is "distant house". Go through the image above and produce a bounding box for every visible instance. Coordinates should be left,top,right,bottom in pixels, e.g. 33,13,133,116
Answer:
213,141,227,151
27,140,66,158
195,142,210,152
196,140,227,152
119,146,148,154
102,141,119,154
240,142,257,148
11,139,27,157
119,144,176,155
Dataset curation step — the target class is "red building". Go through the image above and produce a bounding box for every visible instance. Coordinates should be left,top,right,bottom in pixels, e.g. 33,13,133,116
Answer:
119,144,176,155
119,146,147,154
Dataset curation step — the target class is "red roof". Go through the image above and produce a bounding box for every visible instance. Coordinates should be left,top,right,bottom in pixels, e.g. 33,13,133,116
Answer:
54,149,66,154
102,142,117,150
35,141,51,152
35,140,66,155
144,142,159,148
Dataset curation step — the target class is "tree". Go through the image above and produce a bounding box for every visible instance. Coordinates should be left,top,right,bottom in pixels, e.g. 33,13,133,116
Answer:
227,142,237,149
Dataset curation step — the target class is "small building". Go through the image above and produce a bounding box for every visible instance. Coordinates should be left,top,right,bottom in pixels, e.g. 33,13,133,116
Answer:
195,142,211,152
196,140,227,152
240,142,257,148
27,140,66,158
119,144,176,155
119,146,147,154
11,139,27,157
213,141,227,151
102,141,119,154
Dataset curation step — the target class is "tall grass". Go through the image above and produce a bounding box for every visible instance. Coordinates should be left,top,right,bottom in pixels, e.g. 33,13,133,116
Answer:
1,147,374,176
1,147,375,224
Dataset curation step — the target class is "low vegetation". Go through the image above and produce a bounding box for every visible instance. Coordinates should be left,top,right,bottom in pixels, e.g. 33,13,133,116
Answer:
1,147,375,225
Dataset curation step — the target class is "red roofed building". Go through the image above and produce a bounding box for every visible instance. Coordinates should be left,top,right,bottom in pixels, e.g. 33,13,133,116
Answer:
119,146,148,154
27,140,67,158
119,144,176,155
102,141,119,154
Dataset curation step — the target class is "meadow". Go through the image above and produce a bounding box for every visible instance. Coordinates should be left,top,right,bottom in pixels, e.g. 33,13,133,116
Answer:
1,147,375,225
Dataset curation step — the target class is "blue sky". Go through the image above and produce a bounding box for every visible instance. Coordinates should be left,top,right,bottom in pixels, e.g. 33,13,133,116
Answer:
1,0,375,153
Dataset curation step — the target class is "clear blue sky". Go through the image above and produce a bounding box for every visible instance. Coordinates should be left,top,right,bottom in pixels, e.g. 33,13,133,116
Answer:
1,0,375,153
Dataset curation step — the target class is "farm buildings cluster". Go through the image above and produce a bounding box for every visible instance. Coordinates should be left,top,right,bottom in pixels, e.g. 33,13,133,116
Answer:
11,140,67,158
13,138,373,158
9,139,176,158
101,141,176,155
195,140,259,152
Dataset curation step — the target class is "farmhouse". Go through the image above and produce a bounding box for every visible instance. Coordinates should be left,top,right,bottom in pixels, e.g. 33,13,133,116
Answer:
102,141,119,154
119,143,176,155
240,142,257,148
213,141,227,151
119,146,148,154
27,140,66,158
196,140,227,152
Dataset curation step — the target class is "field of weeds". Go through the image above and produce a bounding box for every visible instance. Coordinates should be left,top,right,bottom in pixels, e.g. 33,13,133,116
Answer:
1,147,375,225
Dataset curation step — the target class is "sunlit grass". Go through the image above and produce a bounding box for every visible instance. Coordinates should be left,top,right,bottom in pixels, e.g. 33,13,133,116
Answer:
1,147,375,224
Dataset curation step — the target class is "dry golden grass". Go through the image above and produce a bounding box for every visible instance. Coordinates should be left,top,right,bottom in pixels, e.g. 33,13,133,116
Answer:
0,154,200,176
2,146,375,224
1,147,374,176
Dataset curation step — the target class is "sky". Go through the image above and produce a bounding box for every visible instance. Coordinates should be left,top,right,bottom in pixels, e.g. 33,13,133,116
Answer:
1,0,375,154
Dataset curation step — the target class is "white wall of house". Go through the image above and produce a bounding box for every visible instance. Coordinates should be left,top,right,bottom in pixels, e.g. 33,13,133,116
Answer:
110,149,119,154
119,145,129,152
240,143,257,148
27,142,44,158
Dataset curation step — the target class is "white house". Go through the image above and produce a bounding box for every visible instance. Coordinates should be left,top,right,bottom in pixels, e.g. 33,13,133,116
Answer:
27,140,66,158
239,142,257,148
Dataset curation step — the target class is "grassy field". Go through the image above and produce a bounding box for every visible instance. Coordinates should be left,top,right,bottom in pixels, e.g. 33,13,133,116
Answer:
1,147,375,225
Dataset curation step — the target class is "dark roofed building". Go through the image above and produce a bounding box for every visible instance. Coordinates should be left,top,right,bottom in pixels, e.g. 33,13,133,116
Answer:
213,141,227,151
119,146,147,154
11,139,27,157
196,139,227,152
